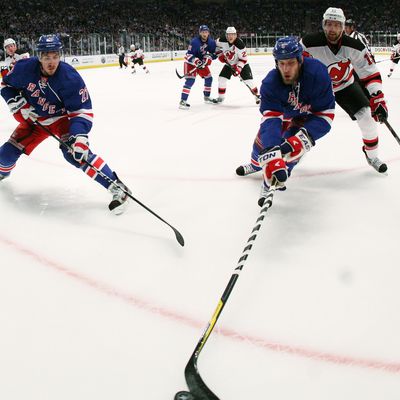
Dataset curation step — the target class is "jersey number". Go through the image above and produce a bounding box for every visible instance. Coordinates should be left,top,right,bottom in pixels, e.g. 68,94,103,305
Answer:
79,87,89,103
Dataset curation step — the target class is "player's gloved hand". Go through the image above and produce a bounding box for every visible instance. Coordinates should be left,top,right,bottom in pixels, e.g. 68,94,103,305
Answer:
232,65,242,77
202,56,212,68
218,53,227,63
69,135,89,162
258,146,288,189
370,91,388,123
7,95,38,123
194,58,204,68
280,128,315,162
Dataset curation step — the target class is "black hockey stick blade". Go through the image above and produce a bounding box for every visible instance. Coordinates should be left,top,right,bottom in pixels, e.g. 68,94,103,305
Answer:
175,68,186,79
383,119,400,146
177,184,277,399
184,352,220,400
33,120,185,246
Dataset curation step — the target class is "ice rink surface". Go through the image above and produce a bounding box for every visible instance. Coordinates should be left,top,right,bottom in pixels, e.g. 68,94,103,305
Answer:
1,54,400,400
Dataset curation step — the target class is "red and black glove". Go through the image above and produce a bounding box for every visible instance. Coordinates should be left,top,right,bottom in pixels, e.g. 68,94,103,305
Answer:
280,128,315,162
370,91,388,123
218,53,226,63
200,56,212,69
232,65,242,76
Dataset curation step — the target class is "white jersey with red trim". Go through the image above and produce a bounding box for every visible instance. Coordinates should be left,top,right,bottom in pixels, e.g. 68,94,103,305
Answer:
128,49,144,60
301,32,382,95
216,37,248,69
5,52,29,68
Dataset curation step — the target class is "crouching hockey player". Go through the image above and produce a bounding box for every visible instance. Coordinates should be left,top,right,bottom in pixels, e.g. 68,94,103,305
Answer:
0,34,131,214
236,37,335,206
179,25,217,109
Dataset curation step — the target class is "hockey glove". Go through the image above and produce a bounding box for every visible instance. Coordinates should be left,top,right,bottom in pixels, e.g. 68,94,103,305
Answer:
370,91,388,123
281,128,315,163
232,65,242,77
70,135,89,163
7,95,38,123
258,146,288,189
218,53,227,63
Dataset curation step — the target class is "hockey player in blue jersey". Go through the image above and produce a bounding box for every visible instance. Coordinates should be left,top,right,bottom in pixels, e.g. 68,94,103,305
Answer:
179,25,217,109
236,37,335,205
0,34,131,214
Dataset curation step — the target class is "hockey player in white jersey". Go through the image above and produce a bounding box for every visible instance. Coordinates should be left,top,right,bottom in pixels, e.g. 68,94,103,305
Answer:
387,34,400,78
301,7,388,173
128,44,149,74
3,38,29,68
215,27,259,103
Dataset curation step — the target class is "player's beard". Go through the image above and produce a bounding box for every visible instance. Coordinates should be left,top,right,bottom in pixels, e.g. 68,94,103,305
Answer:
325,29,342,44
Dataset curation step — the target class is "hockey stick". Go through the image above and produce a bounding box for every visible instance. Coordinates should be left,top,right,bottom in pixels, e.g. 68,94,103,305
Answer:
383,119,400,146
175,65,198,79
174,181,277,400
33,119,185,247
225,63,260,104
375,55,400,64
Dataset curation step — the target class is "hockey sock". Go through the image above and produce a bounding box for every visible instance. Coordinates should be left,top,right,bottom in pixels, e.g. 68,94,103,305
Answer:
181,77,195,101
355,106,379,158
0,142,23,178
363,137,379,158
203,76,213,97
81,154,115,189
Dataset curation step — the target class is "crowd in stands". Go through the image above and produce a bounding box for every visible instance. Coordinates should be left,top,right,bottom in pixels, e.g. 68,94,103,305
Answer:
0,0,399,57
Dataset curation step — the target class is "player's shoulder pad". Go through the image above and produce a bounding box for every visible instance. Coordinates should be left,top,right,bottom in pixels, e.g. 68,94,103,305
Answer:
341,34,365,51
5,57,38,78
261,68,280,87
302,57,329,77
301,32,326,48
57,61,83,81
234,38,246,49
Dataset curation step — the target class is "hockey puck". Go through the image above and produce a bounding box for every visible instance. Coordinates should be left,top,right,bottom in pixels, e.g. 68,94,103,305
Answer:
174,390,196,400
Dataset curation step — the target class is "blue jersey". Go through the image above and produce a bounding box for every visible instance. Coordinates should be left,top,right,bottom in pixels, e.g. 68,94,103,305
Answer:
1,57,93,136
185,36,217,65
259,57,335,148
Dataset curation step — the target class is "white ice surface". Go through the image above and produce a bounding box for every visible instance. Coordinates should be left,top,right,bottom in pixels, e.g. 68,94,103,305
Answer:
1,55,400,400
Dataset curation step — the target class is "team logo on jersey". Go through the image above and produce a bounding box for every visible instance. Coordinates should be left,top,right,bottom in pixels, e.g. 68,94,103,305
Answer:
287,90,311,113
327,60,352,86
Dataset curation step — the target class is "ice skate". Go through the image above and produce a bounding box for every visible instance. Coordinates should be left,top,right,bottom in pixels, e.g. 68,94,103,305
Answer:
0,174,7,181
362,147,388,173
236,163,260,176
179,100,190,110
108,178,131,215
204,96,218,104
217,97,225,103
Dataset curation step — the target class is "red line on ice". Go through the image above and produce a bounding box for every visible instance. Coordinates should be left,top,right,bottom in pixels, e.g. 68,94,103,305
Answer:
1,233,400,375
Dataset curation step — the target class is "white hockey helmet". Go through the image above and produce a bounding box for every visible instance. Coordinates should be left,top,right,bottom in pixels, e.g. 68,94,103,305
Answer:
130,44,135,50
322,7,346,26
4,38,16,48
226,27,237,34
